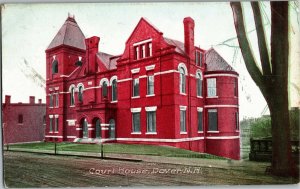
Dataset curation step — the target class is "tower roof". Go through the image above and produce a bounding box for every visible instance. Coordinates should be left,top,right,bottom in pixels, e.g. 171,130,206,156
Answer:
205,48,235,72
47,16,86,51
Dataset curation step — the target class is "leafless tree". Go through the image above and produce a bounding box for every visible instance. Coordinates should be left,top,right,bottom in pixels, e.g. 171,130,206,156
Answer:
231,1,297,177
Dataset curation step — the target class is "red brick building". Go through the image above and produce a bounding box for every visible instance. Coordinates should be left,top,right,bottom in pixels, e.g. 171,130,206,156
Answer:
2,95,46,144
45,16,240,159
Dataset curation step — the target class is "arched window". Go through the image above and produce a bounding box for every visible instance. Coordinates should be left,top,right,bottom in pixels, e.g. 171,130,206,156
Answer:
52,60,58,74
78,85,84,103
196,71,203,97
82,118,88,138
70,86,75,106
95,118,101,139
102,81,108,98
111,79,117,101
109,119,116,139
179,67,186,94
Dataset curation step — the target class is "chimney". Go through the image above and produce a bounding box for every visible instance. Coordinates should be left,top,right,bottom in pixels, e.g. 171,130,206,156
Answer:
5,95,11,104
29,96,35,104
85,36,100,74
183,17,195,58
38,99,42,104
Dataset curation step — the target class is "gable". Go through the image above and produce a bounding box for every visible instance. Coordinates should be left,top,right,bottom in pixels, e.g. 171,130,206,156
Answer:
126,17,163,45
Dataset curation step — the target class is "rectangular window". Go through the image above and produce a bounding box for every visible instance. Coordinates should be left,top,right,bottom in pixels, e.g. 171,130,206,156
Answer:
199,53,203,67
208,109,218,131
234,78,238,97
54,117,59,132
147,75,154,95
18,114,23,124
49,117,53,132
195,51,203,67
133,78,140,97
132,112,141,132
149,43,152,57
55,93,59,107
142,45,146,58
147,111,156,132
207,78,217,97
198,111,203,131
236,112,239,130
180,110,186,132
134,46,139,60
195,51,199,66
49,94,53,107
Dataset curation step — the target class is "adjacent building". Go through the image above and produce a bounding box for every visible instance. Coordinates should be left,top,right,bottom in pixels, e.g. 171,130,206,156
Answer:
45,15,240,159
2,95,46,144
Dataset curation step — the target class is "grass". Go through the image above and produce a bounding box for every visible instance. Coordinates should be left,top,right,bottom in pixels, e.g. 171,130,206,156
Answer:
5,142,225,159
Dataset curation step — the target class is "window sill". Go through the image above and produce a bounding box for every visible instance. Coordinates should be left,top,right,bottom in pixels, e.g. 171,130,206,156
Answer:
146,94,155,97
111,101,118,103
197,96,203,98
132,96,140,99
207,96,218,98
197,131,204,133
207,131,219,133
180,93,187,96
49,131,53,133
180,132,187,134
133,56,153,62
17,123,23,126
146,132,157,135
70,105,75,108
131,132,141,134
54,131,59,133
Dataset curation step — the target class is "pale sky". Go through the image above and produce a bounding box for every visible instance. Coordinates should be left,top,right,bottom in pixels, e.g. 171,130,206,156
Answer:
2,2,300,119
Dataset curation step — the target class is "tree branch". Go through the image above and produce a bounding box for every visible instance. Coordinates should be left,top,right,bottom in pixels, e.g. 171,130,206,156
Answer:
251,1,272,76
230,2,267,96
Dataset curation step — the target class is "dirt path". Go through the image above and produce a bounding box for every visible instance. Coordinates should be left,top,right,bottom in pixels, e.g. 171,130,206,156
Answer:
3,151,298,187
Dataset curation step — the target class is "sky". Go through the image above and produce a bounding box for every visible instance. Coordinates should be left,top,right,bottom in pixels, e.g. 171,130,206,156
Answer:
2,2,300,119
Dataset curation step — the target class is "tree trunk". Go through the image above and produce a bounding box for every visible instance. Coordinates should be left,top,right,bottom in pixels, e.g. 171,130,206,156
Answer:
268,1,296,177
268,86,295,176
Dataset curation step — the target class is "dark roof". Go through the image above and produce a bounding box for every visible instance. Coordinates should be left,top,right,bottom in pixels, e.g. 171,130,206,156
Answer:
164,37,186,55
205,48,235,72
97,52,119,70
47,17,86,51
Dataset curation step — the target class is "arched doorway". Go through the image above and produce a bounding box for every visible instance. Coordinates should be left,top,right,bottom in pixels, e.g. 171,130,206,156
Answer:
95,118,101,138
109,119,115,139
82,118,88,138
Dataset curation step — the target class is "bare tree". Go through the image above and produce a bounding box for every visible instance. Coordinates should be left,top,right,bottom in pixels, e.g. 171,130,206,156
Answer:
230,1,297,176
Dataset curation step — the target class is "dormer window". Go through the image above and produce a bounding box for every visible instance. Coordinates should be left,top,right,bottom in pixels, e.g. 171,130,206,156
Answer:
195,51,203,67
133,39,152,60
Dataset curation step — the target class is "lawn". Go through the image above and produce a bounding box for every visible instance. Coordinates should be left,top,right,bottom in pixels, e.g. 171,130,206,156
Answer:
5,142,225,159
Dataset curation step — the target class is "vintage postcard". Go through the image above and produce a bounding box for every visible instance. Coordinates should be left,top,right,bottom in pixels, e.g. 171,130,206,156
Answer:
1,1,299,187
